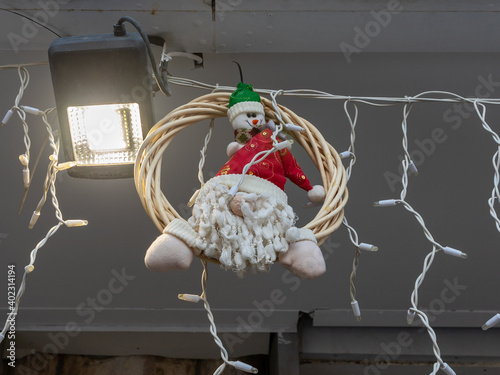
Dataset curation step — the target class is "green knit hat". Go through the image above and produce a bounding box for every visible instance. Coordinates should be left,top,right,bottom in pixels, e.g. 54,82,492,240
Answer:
227,82,265,123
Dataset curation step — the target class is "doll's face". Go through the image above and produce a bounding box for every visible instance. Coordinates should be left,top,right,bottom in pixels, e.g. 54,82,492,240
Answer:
231,112,266,130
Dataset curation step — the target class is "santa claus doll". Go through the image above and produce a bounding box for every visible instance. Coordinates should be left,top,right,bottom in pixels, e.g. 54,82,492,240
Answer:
145,82,327,278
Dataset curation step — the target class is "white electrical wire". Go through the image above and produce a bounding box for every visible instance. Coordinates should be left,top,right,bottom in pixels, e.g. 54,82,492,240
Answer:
168,77,500,117
3,64,500,372
343,100,358,181
0,108,87,343
11,67,32,188
472,101,500,227
178,260,258,374
163,50,203,65
340,100,378,321
373,103,471,375
168,76,500,106
0,64,87,344
469,101,500,332
487,148,500,232
0,61,48,71
167,77,499,368
398,111,449,374
184,110,271,373
197,119,215,186
400,102,415,200
1,63,49,189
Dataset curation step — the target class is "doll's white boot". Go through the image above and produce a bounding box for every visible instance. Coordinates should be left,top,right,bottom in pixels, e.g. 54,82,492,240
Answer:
145,234,194,272
278,241,326,279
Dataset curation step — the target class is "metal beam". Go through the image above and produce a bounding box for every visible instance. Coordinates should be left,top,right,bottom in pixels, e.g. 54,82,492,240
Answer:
301,314,500,363
269,332,300,375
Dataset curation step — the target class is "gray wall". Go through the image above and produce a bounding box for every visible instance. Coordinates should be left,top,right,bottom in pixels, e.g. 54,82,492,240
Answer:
1,50,499,361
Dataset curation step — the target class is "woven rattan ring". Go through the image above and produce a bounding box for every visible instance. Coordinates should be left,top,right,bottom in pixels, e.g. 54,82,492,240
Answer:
134,92,348,268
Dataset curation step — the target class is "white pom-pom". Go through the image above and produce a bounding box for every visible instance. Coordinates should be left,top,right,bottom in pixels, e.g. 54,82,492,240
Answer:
285,227,301,242
308,185,326,203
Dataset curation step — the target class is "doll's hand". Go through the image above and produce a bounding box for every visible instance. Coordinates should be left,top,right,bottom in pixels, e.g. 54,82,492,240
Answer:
227,141,243,157
307,185,326,203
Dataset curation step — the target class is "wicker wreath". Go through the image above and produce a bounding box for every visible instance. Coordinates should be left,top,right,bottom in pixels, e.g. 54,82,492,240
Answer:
134,92,348,250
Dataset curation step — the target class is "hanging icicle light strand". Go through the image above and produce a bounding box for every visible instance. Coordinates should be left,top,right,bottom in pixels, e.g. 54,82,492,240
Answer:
339,99,378,322
3,63,500,375
0,64,87,344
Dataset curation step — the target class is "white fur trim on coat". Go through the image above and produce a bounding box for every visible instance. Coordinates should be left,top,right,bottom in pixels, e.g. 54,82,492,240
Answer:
211,174,288,204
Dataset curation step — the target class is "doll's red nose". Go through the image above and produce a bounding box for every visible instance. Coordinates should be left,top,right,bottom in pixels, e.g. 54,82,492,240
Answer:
252,119,259,125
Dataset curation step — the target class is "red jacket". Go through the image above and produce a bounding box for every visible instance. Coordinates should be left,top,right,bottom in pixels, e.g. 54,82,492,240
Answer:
216,129,313,192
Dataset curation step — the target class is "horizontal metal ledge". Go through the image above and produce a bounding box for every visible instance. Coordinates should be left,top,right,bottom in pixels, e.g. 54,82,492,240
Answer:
313,309,500,328
0,307,299,333
301,317,500,362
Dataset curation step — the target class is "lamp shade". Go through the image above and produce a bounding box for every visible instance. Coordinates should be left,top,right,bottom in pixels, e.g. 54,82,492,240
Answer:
48,32,154,178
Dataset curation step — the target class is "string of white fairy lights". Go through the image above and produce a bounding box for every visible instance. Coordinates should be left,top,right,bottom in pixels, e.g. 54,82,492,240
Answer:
1,64,500,374
178,259,259,374
339,100,380,322
169,76,500,375
372,101,466,375
0,63,87,343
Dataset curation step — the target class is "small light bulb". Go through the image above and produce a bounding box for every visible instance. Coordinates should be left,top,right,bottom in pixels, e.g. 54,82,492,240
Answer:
440,363,456,375
284,123,303,132
275,141,290,150
187,189,201,208
22,167,30,188
482,313,500,330
18,154,29,166
64,220,88,227
178,294,201,303
442,246,468,259
359,243,378,252
56,162,76,171
25,265,34,273
29,211,40,229
351,300,361,321
408,160,419,175
373,199,398,207
228,185,239,197
340,151,352,159
234,361,259,374
2,109,14,126
407,309,416,325
21,106,43,116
